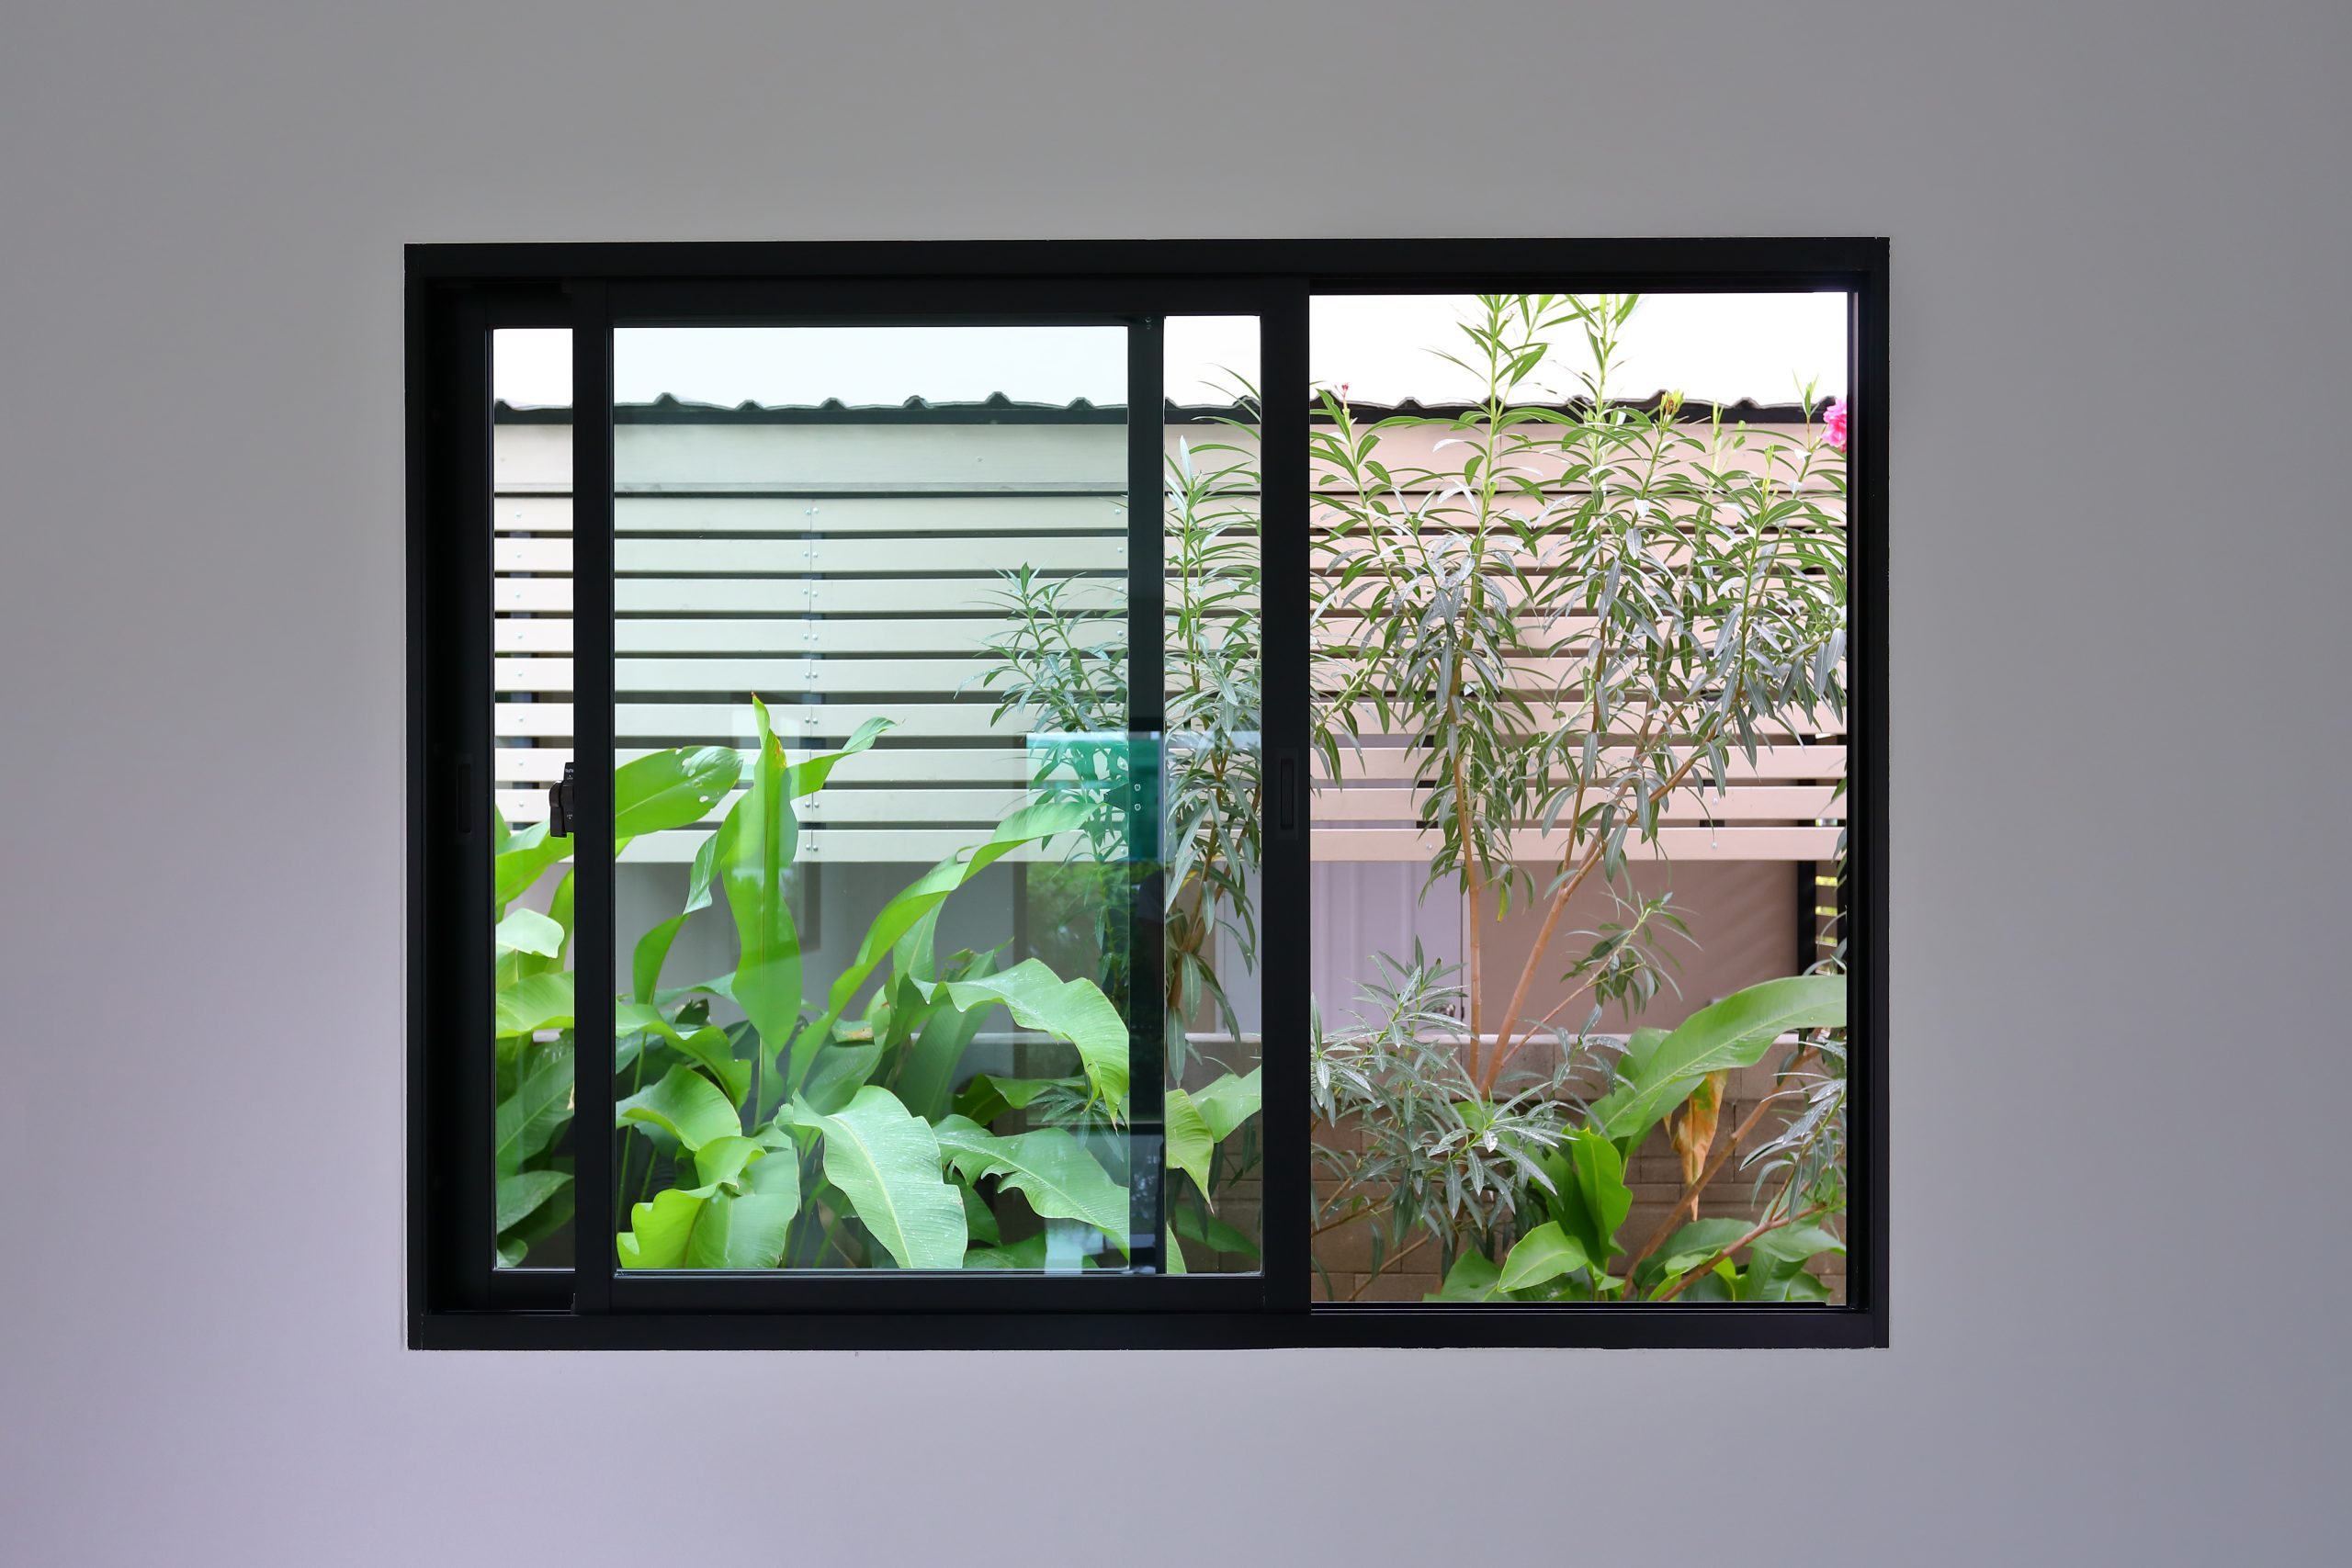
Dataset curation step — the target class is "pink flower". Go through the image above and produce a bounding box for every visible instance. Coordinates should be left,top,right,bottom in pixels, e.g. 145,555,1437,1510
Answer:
1824,399,1849,453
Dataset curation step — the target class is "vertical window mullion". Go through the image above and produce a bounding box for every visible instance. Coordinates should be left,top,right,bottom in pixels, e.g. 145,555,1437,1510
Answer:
1255,282,1312,1313
568,283,617,1314
1125,315,1168,1273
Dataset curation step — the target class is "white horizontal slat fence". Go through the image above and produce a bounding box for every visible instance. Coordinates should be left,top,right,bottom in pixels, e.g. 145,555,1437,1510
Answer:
492,407,1843,863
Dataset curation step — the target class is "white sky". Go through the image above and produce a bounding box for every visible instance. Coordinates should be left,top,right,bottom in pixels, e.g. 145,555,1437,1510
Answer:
493,292,1846,410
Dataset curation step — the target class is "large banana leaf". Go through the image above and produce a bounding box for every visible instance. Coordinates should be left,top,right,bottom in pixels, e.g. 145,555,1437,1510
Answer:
933,1118,1129,1252
495,972,574,1036
1188,1067,1262,1142
616,1000,750,1106
494,907,564,957
615,745,741,839
1495,1221,1602,1294
616,1145,800,1269
808,1086,967,1269
712,704,895,1092
1165,1086,1214,1194
494,1041,574,1178
917,959,1128,1115
793,798,1095,1093
892,949,998,1122
494,819,571,910
717,697,804,1074
1588,975,1846,1151
617,1064,741,1151
630,830,718,1003
495,1170,571,1235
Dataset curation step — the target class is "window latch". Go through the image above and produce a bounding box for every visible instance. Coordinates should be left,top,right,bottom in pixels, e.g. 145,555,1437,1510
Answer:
548,761,576,838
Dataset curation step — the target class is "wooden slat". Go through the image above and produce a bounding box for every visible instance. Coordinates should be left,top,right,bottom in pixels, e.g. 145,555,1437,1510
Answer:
1313,784,1842,823
612,579,1120,615
616,618,1065,655
1322,744,1846,782
494,702,1038,740
493,743,1839,788
500,698,1835,744
496,619,574,652
1313,826,1842,862
503,655,1107,694
499,536,1124,573
494,746,1041,784
620,829,1094,864
504,782,1838,832
602,823,1841,864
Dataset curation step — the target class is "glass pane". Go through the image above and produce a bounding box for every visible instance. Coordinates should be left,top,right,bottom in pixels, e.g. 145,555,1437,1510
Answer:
1162,318,1263,1272
1306,294,1851,1303
602,321,1250,1273
491,327,578,1269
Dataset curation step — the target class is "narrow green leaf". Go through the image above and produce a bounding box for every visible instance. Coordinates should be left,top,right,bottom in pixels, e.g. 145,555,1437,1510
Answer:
718,696,802,1071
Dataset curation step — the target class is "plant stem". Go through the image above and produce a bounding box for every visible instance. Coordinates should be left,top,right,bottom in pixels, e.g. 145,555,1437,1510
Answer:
1345,1229,1431,1301
1618,1042,1815,1281
1652,1199,1833,1303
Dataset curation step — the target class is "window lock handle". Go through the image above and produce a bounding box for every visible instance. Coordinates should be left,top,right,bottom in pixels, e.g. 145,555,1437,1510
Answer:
548,761,577,838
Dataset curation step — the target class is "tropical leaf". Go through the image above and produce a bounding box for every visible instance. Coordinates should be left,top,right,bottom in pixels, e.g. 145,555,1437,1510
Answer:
718,696,804,1074
964,1234,1049,1270
495,971,574,1036
1667,1069,1728,1187
1165,1086,1214,1195
796,799,1096,1089
921,959,1128,1114
953,1073,1066,1126
893,949,999,1122
1589,976,1846,1148
631,830,718,1002
1427,1251,1502,1302
1644,1217,1756,1285
933,1119,1129,1250
494,820,572,909
493,1041,573,1178
800,1042,882,1116
614,744,741,839
808,1086,967,1269
495,1170,571,1235
1495,1221,1597,1294
617,1065,741,1152
1188,1067,1262,1142
616,1149,800,1270
494,907,564,957
616,1001,750,1105
1751,1222,1844,1266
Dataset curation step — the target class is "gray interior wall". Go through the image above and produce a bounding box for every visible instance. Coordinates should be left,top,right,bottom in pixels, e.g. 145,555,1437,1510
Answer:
3,3,2346,1563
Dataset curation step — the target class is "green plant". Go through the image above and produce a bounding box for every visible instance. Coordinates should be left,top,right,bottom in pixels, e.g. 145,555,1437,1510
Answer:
978,406,1266,1081
1306,294,1852,1300
493,696,1261,1272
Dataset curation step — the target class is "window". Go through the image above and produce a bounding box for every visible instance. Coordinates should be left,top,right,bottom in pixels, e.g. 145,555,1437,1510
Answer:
409,240,1886,1348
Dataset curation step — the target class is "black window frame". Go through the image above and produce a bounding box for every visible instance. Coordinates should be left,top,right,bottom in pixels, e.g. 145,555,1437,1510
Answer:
408,237,1889,1350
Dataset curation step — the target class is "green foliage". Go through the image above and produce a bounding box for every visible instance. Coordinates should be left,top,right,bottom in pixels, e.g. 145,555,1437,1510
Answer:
805,1086,967,1270
1308,295,1852,1303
